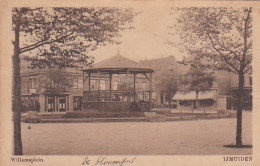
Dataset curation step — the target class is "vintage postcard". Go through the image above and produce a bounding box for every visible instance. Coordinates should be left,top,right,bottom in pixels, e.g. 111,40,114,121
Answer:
0,0,260,166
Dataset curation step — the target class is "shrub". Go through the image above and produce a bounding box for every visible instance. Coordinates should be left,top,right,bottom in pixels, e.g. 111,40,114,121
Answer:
63,111,145,118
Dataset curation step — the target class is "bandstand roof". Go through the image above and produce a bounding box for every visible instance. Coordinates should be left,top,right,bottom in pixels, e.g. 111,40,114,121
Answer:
82,67,154,74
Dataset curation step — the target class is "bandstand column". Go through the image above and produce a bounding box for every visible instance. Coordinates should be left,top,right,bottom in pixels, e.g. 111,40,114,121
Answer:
134,73,136,102
97,70,100,101
126,69,129,102
97,70,100,90
88,73,91,91
109,73,112,101
149,72,153,112
83,72,84,91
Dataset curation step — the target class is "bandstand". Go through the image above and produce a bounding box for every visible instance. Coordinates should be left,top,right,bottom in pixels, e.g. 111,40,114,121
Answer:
82,67,153,112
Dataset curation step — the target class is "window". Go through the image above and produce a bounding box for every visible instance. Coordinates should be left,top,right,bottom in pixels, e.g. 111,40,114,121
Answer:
184,74,191,85
114,81,118,90
100,80,106,90
32,78,36,89
152,92,156,100
142,82,147,91
192,57,200,69
249,75,252,86
168,64,174,73
73,79,78,89
50,81,55,88
28,79,31,91
78,79,83,89
90,80,95,90
178,75,184,85
28,78,37,89
60,82,67,90
72,78,83,89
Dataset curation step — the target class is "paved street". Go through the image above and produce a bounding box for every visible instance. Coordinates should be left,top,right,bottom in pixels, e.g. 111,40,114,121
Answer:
22,111,252,155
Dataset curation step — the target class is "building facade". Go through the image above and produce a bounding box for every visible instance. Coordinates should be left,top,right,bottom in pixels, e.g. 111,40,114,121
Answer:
173,55,252,110
137,56,177,107
20,61,84,113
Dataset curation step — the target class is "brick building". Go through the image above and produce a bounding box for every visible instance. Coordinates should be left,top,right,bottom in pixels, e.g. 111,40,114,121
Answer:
173,55,252,110
20,60,83,112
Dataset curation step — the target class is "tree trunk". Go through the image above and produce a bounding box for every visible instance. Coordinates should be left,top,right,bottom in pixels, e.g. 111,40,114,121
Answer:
168,94,172,108
195,91,199,109
235,8,250,147
13,11,23,155
236,70,244,147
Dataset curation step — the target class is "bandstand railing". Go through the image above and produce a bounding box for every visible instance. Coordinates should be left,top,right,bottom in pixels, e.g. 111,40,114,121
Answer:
83,90,151,111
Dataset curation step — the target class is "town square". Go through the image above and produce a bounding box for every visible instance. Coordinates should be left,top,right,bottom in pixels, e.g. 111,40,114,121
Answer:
9,6,253,157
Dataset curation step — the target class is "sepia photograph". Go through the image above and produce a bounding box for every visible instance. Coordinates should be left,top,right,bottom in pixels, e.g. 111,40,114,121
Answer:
1,0,260,166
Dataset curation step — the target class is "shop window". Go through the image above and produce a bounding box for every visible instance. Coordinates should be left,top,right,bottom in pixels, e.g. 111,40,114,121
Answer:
179,100,192,106
160,93,164,104
47,96,55,112
171,100,177,108
199,99,214,106
73,96,82,111
59,96,66,112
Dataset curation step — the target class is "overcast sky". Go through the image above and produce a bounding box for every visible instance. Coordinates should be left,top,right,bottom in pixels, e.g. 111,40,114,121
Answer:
89,7,186,63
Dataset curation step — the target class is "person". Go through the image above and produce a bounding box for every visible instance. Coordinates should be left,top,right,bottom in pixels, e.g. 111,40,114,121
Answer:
21,100,28,113
29,100,34,111
35,100,40,112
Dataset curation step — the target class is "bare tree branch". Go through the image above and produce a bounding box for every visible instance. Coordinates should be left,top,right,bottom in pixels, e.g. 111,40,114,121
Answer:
224,11,245,37
20,32,74,54
241,8,252,70
206,27,241,61
207,31,240,72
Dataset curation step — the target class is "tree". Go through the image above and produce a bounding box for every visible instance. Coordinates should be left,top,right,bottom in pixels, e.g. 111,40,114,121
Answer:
12,7,135,155
157,74,178,107
171,7,252,147
186,68,214,109
39,68,74,95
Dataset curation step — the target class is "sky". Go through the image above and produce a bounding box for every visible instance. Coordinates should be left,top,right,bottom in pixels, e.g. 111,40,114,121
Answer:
89,7,186,63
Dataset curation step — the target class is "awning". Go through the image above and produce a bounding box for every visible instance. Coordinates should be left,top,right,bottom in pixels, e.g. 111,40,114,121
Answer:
173,90,216,101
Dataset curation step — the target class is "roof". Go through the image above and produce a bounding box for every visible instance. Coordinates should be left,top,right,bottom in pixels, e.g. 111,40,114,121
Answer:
137,56,175,70
82,67,153,74
94,54,138,68
20,59,83,74
83,54,154,74
173,90,217,101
